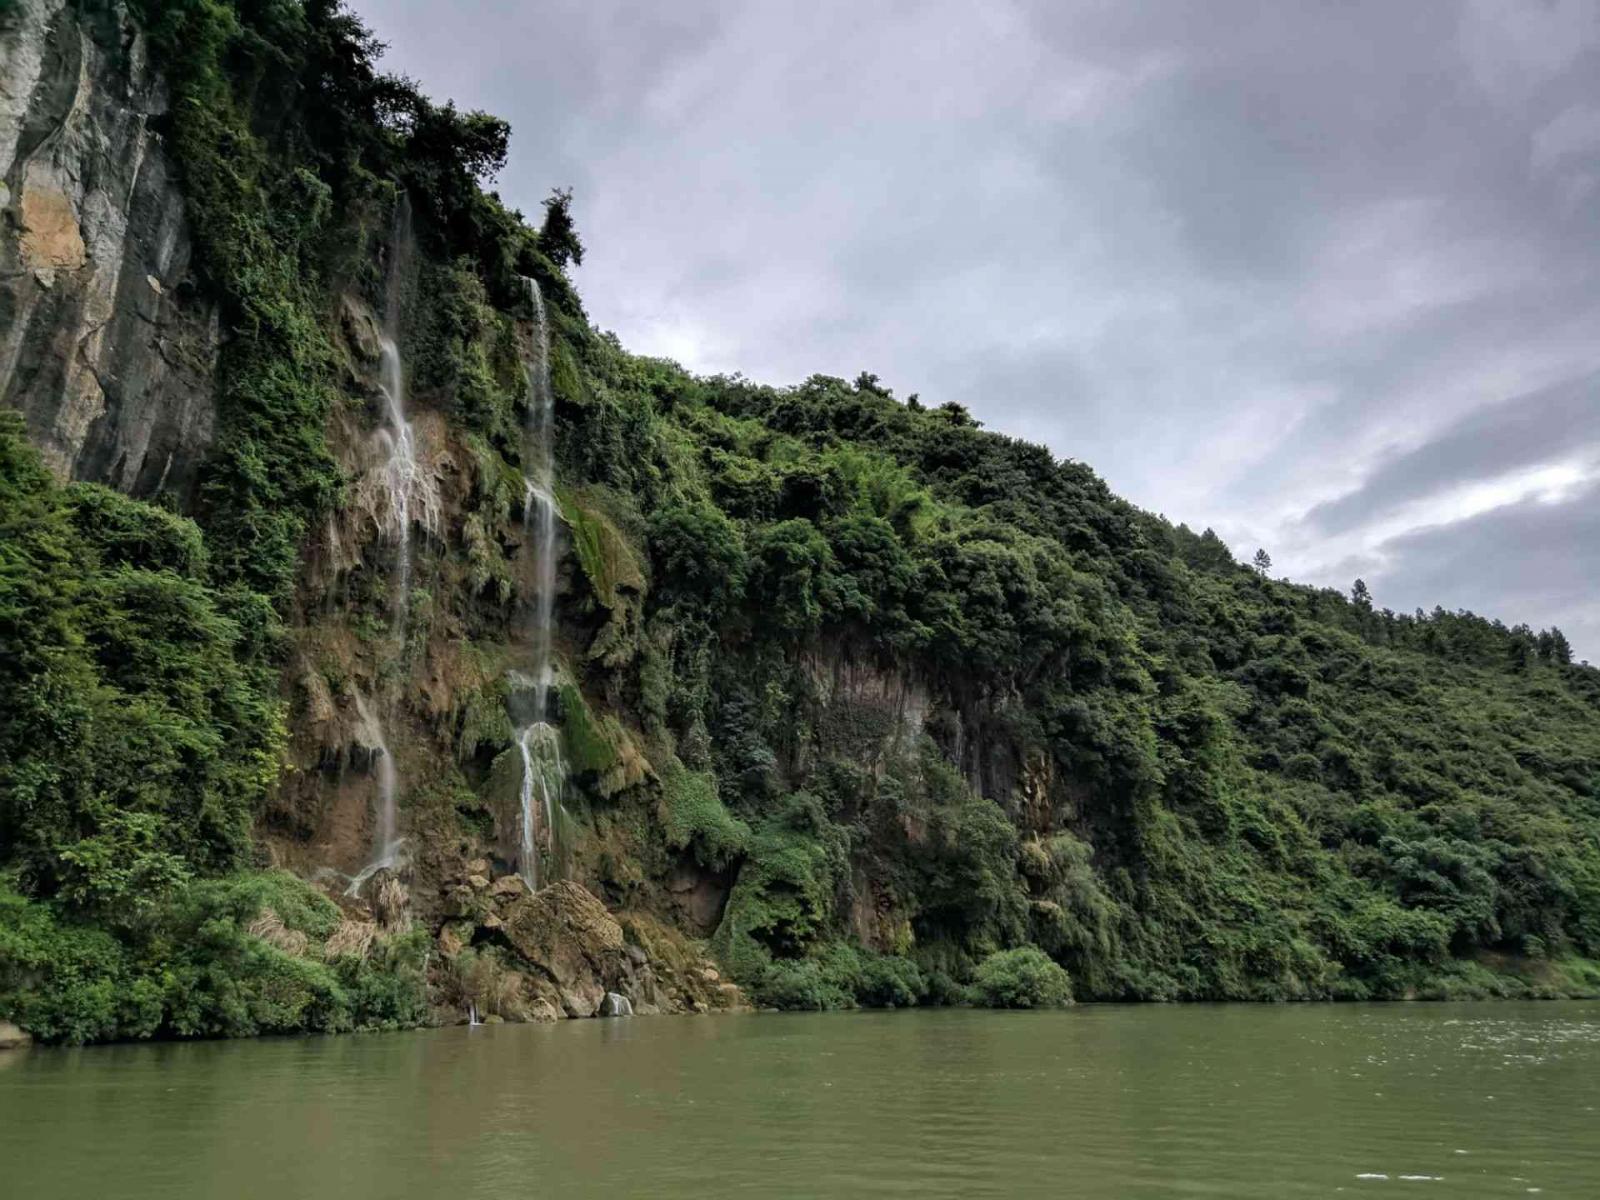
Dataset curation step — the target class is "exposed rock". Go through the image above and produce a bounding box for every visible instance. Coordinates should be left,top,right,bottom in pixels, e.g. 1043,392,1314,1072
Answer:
561,984,602,1018
442,883,478,919
714,983,749,1011
465,858,491,877
436,923,466,958
1,0,219,503
466,874,490,892
502,881,627,1019
0,1021,33,1050
525,997,560,1023
666,864,730,935
599,992,634,1018
337,293,383,364
489,874,527,900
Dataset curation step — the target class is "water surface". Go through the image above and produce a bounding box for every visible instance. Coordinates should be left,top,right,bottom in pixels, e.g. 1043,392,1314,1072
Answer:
4,1003,1598,1197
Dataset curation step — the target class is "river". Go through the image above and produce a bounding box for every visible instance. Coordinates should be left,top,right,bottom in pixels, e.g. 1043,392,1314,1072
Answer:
3,1003,1598,1197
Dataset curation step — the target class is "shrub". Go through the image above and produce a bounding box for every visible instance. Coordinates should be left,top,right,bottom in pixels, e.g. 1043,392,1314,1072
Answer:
972,948,1073,1009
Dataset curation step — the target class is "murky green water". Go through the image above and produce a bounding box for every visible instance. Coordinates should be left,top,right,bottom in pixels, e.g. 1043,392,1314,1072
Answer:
3,1003,1598,1197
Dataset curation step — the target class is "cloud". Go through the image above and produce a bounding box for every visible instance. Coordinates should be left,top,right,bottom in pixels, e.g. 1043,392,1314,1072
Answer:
1303,372,1600,536
1368,480,1600,663
353,0,1600,657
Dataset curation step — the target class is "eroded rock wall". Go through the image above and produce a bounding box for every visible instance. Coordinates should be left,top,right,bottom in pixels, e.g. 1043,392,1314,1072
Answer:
0,0,216,502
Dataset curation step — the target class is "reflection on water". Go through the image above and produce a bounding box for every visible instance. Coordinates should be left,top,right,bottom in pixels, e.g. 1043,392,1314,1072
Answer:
3,1003,1598,1198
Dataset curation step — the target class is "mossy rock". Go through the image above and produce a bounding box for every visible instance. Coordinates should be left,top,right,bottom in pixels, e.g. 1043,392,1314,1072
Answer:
560,683,652,797
559,486,645,610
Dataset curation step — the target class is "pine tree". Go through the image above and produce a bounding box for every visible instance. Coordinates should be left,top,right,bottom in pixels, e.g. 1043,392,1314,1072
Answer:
1252,548,1272,576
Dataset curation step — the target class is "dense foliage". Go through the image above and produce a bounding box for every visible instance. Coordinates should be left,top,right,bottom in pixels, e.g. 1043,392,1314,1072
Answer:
3,0,1597,1042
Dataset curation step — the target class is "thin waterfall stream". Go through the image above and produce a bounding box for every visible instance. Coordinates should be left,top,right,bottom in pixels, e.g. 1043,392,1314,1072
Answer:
348,198,419,894
515,276,566,889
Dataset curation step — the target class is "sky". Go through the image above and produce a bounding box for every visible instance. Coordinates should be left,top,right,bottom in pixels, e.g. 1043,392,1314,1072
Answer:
356,0,1600,661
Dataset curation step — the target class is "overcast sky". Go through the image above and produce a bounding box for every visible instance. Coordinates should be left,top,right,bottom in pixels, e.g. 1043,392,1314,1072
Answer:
357,0,1600,660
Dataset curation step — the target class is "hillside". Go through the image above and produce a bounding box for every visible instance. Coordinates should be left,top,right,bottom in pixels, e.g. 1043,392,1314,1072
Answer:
2,0,1597,1044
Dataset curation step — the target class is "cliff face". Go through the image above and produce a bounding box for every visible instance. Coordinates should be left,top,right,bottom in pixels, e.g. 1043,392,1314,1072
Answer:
3,1,1599,1045
0,0,215,502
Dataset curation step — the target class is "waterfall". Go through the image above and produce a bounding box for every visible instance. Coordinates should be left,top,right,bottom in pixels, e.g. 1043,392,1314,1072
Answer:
345,692,401,896
378,196,419,627
377,330,418,622
349,198,418,894
513,276,566,890
516,722,564,889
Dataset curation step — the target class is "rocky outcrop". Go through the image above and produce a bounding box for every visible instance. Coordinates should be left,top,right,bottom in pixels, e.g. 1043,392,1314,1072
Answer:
1,0,217,502
502,880,629,1017
0,1020,32,1050
430,872,746,1022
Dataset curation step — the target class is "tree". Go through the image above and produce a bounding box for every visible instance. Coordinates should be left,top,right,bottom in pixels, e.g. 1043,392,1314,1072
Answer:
539,187,584,269
1252,548,1273,577
1351,578,1372,610
1538,627,1574,665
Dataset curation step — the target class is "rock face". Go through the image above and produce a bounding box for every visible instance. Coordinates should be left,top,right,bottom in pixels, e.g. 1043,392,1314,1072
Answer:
0,0,218,502
0,1020,31,1049
502,880,628,1018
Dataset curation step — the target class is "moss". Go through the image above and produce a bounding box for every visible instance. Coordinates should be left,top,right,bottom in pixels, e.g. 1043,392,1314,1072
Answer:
658,756,749,871
561,486,645,610
555,683,651,798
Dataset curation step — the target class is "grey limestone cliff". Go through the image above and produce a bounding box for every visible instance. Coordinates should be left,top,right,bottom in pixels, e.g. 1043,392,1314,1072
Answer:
0,0,216,502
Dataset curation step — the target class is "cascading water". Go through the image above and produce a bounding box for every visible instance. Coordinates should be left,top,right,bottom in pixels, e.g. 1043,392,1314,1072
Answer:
377,331,419,621
378,196,421,626
349,199,419,893
513,276,566,889
345,692,400,895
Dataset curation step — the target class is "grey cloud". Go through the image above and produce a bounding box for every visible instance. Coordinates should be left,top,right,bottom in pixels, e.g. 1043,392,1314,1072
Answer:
354,0,1600,657
1368,480,1600,662
1304,371,1600,536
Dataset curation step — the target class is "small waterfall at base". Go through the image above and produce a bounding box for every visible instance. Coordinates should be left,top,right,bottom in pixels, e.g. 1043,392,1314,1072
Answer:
515,721,565,889
345,692,401,896
512,275,568,890
467,1001,481,1027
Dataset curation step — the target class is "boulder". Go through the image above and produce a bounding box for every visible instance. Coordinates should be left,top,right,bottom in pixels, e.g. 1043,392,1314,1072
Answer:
561,984,604,1018
502,881,628,1018
436,923,465,959
442,883,477,918
466,874,491,892
527,997,560,1024
599,992,634,1018
490,874,528,900
0,1021,31,1050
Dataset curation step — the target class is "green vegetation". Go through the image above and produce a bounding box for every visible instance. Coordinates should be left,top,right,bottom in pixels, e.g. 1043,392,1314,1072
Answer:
973,948,1074,1009
3,1,1598,1042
